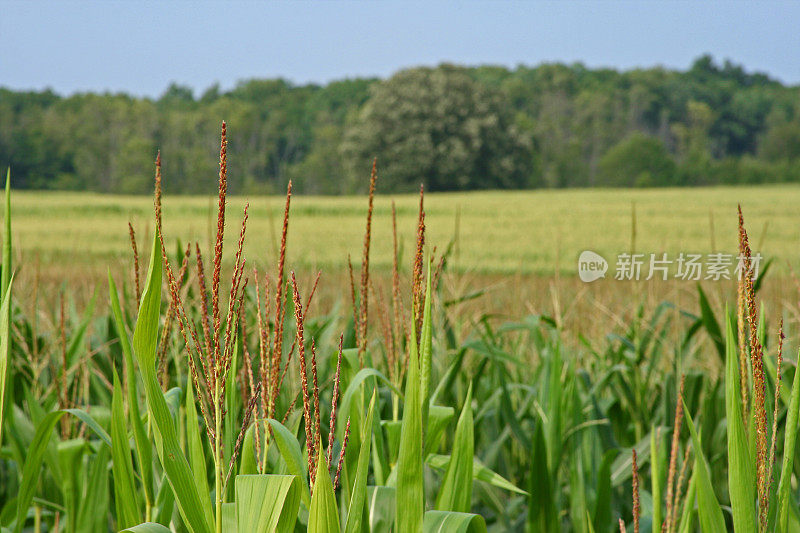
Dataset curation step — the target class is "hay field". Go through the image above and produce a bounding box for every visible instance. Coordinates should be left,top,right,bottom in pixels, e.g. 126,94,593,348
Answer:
14,185,800,277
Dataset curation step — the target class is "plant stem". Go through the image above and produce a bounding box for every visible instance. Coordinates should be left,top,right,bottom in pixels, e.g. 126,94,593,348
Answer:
214,376,222,533
260,421,270,474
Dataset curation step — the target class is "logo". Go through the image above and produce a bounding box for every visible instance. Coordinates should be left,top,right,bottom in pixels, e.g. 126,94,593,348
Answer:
578,250,608,283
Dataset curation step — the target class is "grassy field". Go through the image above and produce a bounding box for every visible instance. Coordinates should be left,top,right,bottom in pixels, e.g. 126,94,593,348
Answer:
14,185,800,276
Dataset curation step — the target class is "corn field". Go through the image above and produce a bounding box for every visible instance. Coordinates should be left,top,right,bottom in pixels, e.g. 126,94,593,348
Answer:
2,124,800,532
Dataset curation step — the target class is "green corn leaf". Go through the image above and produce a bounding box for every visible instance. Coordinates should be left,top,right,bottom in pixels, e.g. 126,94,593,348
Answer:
724,307,757,532
777,347,800,530
650,428,662,532
383,420,402,465
235,474,301,533
435,384,473,513
340,382,364,503
422,510,487,533
266,418,311,505
14,410,64,533
593,448,618,532
64,291,96,370
545,343,562,474
109,271,154,508
682,402,725,532
430,349,466,406
309,451,340,533
132,231,212,533
528,421,557,533
154,472,175,526
121,523,173,533
112,369,142,529
217,503,237,533
370,397,389,486
186,376,213,515
396,318,424,533
222,502,236,531
239,424,257,476
697,285,724,362
425,454,526,495
58,437,84,533
0,280,12,448
338,368,401,439
21,388,62,487
678,471,697,533
424,405,455,456
420,261,433,431
133,234,162,372
0,168,8,454
76,443,110,532
367,485,396,531
568,440,587,533
64,408,111,447
344,390,377,533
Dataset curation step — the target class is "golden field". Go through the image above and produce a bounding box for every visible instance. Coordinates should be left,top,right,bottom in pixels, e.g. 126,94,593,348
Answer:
14,185,800,275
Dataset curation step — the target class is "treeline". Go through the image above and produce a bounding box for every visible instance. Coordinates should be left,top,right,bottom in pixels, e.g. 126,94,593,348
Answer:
2,55,800,194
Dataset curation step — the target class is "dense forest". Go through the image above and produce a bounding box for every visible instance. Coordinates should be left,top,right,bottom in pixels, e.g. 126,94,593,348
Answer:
2,55,800,194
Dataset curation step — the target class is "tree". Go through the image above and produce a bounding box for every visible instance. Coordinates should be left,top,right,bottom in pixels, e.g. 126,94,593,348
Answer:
342,65,533,192
3,56,800,193
759,121,800,161
598,133,676,187
159,83,195,109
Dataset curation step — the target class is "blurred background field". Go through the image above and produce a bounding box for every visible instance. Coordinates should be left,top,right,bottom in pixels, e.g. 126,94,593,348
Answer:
16,184,800,275
12,184,800,343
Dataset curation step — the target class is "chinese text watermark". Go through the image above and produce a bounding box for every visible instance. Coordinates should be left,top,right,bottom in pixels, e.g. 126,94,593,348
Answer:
578,251,762,282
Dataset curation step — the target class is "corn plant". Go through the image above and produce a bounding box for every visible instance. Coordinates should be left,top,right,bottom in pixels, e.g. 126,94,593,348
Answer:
6,124,800,533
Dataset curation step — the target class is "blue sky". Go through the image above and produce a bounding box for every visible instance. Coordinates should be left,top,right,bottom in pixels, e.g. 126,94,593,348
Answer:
2,1,799,97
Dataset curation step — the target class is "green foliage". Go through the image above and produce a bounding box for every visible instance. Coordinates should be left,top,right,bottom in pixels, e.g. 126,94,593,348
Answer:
309,453,340,533
422,511,486,532
186,378,213,517
0,281,11,448
109,272,155,513
776,348,800,530
5,56,800,193
0,170,11,448
598,133,676,187
724,309,757,532
342,65,533,192
132,232,213,533
343,391,377,533
435,383,474,513
682,404,726,532
121,524,173,533
112,369,143,529
14,411,65,533
234,475,301,533
396,324,425,533
266,418,312,507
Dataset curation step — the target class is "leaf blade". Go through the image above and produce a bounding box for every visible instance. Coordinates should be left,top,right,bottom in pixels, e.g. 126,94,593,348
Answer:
132,232,212,533
435,384,474,513
112,369,143,529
